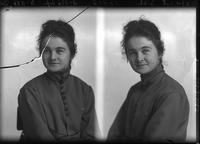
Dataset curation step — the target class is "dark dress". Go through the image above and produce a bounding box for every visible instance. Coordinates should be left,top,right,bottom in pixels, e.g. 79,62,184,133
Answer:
17,69,98,142
108,64,189,142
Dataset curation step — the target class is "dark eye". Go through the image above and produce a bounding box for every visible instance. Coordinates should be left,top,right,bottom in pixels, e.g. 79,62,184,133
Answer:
56,49,65,54
43,49,50,54
142,49,150,54
127,51,137,56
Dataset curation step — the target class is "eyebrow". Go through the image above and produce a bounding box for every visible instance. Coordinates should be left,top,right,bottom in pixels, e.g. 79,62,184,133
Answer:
127,46,151,51
126,46,152,53
45,47,66,50
56,47,66,50
141,46,152,49
127,49,136,52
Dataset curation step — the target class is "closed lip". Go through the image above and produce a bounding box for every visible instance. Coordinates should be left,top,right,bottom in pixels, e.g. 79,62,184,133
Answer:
137,64,147,67
48,63,60,64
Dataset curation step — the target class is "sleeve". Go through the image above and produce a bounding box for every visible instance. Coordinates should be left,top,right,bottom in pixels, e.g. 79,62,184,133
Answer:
143,92,190,142
80,86,100,139
107,86,134,140
107,98,129,140
18,86,56,142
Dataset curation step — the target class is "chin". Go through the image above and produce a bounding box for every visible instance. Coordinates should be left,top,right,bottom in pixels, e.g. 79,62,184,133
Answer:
137,71,147,75
135,68,150,75
47,67,62,72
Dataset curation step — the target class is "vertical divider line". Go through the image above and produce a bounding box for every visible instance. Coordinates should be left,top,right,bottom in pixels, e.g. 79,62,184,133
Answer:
95,8,105,140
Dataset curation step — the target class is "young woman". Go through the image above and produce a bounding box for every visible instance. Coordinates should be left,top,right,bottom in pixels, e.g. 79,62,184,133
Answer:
17,20,98,142
108,18,189,142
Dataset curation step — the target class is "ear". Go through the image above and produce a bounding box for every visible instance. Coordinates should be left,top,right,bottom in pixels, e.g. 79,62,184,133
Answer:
70,54,74,61
158,53,163,64
158,53,163,59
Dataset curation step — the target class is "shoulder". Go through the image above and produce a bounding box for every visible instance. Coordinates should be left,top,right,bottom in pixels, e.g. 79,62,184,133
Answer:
126,82,141,99
155,73,189,106
129,81,141,93
18,73,46,103
69,75,95,103
20,73,46,91
130,82,141,90
68,74,93,92
69,75,91,87
161,73,186,95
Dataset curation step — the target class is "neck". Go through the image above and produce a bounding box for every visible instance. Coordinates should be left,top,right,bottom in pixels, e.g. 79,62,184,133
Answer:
46,67,71,83
140,64,164,82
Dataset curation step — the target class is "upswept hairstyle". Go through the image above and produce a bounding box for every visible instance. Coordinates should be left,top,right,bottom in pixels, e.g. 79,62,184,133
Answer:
121,18,165,63
37,19,77,58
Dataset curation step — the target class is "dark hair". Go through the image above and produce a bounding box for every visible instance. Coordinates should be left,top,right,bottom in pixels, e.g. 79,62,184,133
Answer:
121,18,165,63
37,19,77,58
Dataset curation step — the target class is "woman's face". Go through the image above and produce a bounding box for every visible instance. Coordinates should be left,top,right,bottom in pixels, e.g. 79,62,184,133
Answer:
42,36,71,72
126,36,161,75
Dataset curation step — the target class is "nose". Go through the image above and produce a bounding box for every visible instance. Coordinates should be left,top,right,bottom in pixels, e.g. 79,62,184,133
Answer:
137,52,144,62
50,51,57,60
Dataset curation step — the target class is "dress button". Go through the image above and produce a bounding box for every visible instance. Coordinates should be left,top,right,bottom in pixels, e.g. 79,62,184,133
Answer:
64,107,68,111
60,87,64,91
62,96,66,100
65,108,69,115
60,85,64,90
63,101,67,106
60,92,65,96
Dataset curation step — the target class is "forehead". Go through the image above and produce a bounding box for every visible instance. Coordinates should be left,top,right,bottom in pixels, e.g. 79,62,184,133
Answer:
126,36,156,51
43,36,69,50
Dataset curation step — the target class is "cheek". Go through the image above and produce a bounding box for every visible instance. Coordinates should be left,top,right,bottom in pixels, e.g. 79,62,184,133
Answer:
128,55,136,62
42,55,50,62
67,52,72,59
60,54,71,62
42,57,48,68
128,59,136,68
42,55,47,62
146,53,160,64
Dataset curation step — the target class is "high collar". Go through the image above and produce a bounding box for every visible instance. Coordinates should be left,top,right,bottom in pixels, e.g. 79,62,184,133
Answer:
140,64,164,87
45,68,70,84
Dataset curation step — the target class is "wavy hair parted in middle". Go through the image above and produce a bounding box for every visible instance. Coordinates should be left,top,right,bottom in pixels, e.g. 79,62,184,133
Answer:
37,19,77,59
121,18,165,64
